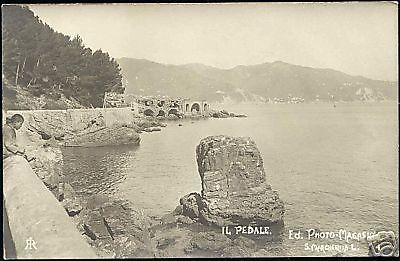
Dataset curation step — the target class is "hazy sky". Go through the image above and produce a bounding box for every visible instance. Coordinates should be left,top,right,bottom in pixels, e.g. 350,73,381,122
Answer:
28,3,398,81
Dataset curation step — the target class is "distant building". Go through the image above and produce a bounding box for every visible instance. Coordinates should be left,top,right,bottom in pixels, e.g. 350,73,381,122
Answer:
103,92,210,117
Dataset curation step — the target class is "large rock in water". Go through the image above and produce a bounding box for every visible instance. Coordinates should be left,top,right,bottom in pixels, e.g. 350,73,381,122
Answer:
182,135,284,226
65,125,140,147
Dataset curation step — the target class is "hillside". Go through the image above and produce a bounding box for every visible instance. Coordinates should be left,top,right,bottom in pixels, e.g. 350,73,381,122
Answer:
117,58,397,103
2,5,124,110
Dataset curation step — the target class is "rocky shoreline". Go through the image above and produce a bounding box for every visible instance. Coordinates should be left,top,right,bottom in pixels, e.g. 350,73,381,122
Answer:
150,135,285,257
58,135,285,258
9,105,392,257
8,108,260,258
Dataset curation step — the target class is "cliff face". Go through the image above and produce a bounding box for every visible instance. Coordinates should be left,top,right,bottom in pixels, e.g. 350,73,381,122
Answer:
11,113,65,198
5,110,151,258
12,110,68,140
6,109,143,148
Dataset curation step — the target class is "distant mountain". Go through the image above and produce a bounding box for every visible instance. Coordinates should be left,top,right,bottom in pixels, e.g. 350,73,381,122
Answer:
117,57,397,103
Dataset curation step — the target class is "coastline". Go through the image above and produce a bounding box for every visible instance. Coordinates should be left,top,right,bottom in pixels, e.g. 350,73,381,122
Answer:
4,101,397,257
2,106,249,257
58,134,286,258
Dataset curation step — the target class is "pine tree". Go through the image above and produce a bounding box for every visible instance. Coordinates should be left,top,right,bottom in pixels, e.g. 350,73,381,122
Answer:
2,5,124,108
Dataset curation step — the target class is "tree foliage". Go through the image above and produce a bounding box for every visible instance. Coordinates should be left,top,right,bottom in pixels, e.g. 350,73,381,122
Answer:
2,5,124,107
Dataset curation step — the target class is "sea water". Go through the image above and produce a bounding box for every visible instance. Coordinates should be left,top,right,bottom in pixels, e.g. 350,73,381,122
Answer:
62,102,398,256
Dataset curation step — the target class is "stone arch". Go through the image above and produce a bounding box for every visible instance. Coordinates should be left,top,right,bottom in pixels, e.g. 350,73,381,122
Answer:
157,100,165,107
144,109,154,116
157,110,166,117
185,104,189,112
191,103,200,113
168,108,179,116
204,103,209,112
171,101,179,108
144,100,153,106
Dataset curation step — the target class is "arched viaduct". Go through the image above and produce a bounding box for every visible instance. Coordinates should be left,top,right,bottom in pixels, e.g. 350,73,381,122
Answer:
136,97,210,117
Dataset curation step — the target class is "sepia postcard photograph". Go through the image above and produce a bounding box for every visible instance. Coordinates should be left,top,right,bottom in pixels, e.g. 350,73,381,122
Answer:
2,2,399,259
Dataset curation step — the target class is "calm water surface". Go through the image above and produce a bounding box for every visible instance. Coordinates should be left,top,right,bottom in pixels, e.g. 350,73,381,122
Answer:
62,102,398,256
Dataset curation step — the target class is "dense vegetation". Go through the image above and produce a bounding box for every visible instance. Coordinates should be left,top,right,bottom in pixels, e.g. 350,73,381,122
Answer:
2,5,124,109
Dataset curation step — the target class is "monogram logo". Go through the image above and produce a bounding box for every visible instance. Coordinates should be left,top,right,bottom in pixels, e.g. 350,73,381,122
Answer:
367,231,398,257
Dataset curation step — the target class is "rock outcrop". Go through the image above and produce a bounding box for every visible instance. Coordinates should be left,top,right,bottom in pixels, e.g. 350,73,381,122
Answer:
7,109,145,148
74,196,154,258
143,127,162,132
209,110,247,118
64,125,140,147
180,193,203,220
12,120,65,199
28,144,64,195
186,231,231,253
61,183,84,216
133,117,164,130
180,135,284,227
8,110,68,141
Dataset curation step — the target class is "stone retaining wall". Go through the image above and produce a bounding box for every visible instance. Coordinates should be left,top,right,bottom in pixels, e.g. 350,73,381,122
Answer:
6,107,135,133
3,155,97,258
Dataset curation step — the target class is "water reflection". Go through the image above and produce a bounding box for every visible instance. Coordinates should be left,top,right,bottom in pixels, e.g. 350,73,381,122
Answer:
60,103,398,256
62,144,140,198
